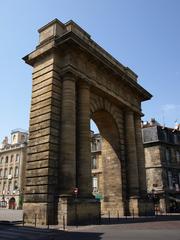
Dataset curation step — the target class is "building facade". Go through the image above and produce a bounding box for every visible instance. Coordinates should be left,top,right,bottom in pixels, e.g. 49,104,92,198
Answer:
0,130,28,209
142,119,180,213
91,132,103,197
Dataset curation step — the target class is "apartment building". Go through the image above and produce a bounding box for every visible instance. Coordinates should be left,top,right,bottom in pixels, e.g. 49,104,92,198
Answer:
0,129,28,209
142,119,180,213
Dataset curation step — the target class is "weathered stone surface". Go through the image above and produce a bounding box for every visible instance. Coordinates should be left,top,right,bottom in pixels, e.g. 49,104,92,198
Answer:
59,74,76,194
33,77,61,92
25,167,57,178
33,64,57,79
26,158,58,169
125,111,139,198
29,127,59,140
26,176,57,186
24,194,53,203
31,91,61,105
27,151,49,161
77,84,92,197
101,138,124,215
58,197,100,225
23,18,151,226
32,84,61,99
29,119,60,132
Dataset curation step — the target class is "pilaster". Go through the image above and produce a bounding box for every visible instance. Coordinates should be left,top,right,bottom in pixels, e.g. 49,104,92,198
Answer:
125,110,139,197
125,110,140,214
59,72,76,194
135,114,147,196
76,82,92,197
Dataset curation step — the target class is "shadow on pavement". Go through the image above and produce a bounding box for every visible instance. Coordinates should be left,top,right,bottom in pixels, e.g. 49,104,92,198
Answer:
52,231,103,240
100,215,180,225
0,224,103,240
0,216,180,240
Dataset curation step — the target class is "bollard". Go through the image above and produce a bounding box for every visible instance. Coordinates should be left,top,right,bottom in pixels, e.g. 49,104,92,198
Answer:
117,211,119,221
125,211,128,220
34,213,37,227
132,209,134,220
108,211,110,223
88,213,91,225
22,213,25,226
98,212,101,225
63,215,65,231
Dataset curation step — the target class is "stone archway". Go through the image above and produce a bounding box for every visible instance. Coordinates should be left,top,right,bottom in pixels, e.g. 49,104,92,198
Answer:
90,94,126,215
23,19,152,226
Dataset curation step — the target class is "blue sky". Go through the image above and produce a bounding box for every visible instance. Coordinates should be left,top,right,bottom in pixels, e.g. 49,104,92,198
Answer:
0,0,180,140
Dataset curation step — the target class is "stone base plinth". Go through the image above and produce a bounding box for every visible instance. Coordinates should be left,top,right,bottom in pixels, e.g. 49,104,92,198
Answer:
128,197,139,215
138,199,154,216
159,198,167,213
101,201,125,216
23,202,57,225
128,198,154,216
58,196,100,226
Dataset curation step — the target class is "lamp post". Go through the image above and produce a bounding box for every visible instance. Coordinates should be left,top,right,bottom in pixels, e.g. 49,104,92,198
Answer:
73,188,79,227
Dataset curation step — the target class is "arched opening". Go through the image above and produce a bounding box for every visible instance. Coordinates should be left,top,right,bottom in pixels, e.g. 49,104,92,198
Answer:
9,197,16,209
90,110,126,215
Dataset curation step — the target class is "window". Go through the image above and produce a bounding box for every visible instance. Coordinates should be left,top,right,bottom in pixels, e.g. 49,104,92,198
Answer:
5,156,8,164
10,155,14,162
4,169,8,178
3,181,7,192
0,169,2,178
21,135,25,142
91,141,96,151
16,154,20,162
162,130,168,142
176,151,180,163
174,134,178,144
8,181,12,192
91,142,93,151
92,156,97,169
167,171,173,189
14,167,19,177
14,181,18,190
165,148,171,164
96,139,101,151
9,168,12,175
0,157,3,164
13,135,16,142
92,176,98,191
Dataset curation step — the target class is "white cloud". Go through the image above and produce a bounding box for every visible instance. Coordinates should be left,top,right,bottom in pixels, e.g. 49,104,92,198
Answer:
162,104,180,112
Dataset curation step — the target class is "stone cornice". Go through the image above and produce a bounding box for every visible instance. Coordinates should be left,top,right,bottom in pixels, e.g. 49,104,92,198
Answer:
56,31,152,101
23,19,152,102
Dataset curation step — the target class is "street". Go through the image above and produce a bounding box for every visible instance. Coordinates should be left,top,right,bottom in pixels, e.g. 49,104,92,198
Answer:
0,217,180,240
